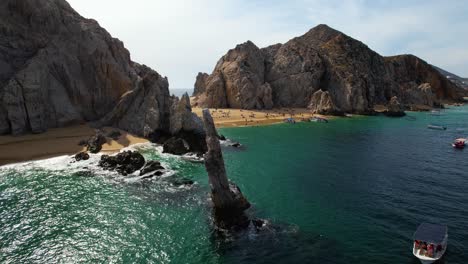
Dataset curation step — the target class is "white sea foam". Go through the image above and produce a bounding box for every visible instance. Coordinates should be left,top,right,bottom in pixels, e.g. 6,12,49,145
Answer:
0,142,188,183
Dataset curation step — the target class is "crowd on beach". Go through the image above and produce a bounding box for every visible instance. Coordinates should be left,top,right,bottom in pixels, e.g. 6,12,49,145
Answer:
208,108,315,126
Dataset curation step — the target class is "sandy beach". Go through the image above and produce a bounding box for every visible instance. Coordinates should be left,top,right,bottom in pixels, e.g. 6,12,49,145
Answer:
0,108,327,166
192,107,327,128
0,125,148,166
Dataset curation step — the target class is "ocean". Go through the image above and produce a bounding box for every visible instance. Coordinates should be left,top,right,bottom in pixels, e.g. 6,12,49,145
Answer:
1,106,468,263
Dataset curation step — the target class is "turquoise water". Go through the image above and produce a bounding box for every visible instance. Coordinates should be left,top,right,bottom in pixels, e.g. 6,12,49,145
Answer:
1,107,468,263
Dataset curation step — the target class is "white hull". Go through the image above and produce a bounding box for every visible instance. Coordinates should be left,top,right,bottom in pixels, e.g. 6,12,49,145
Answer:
413,234,447,264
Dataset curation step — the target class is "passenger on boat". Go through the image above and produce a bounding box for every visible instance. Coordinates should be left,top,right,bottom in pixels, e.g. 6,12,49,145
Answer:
427,244,434,257
414,240,421,249
436,244,442,252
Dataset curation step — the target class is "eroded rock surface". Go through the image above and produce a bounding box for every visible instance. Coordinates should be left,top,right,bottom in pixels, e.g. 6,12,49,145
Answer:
202,109,251,230
0,0,203,141
193,24,464,113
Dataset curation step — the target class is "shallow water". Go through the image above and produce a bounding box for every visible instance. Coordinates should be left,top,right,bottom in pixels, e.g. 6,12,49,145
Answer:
1,106,468,263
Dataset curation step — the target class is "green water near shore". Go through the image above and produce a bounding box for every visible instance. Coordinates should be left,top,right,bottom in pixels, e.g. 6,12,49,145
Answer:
1,106,468,263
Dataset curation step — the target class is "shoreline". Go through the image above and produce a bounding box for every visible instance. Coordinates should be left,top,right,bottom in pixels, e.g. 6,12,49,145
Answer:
192,107,332,128
0,125,148,167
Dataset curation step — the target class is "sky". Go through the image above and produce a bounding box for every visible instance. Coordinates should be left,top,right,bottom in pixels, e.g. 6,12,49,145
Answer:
67,0,468,89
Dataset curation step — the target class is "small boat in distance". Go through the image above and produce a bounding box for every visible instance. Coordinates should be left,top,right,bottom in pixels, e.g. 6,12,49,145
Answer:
452,138,466,149
310,117,329,123
413,223,448,264
427,124,447,130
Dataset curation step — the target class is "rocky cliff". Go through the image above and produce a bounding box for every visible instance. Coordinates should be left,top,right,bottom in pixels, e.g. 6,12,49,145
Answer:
193,24,465,114
0,0,203,139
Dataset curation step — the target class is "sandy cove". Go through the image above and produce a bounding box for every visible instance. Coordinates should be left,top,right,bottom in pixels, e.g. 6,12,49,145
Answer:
0,108,329,166
192,107,329,128
0,125,148,166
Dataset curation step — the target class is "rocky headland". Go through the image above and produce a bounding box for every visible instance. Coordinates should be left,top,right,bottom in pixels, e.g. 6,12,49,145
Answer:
192,24,466,115
0,0,204,155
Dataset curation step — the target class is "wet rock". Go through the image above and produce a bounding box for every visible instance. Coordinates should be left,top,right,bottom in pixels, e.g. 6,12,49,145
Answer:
140,160,164,176
141,170,164,180
171,178,195,187
202,109,251,230
252,218,266,230
98,151,145,175
231,142,242,148
218,134,227,141
74,152,90,161
163,137,190,155
86,132,107,154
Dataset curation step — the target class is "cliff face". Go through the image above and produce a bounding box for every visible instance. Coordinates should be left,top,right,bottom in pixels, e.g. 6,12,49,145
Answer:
0,0,203,138
193,24,464,114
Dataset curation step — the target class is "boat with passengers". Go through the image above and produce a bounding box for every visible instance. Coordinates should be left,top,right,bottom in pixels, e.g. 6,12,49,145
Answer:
413,223,448,264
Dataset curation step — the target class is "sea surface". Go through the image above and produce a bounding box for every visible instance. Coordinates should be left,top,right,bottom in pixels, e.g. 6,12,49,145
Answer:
1,106,468,263
170,89,193,98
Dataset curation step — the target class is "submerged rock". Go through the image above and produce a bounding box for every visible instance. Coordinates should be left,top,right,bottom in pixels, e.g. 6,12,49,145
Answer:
98,151,145,175
171,178,195,187
202,109,251,230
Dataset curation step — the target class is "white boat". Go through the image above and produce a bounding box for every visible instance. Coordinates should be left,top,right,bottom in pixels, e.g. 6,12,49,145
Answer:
412,223,448,264
427,124,447,130
310,117,329,123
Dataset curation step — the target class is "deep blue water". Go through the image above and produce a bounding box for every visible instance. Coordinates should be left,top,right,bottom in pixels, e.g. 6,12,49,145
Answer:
1,106,468,263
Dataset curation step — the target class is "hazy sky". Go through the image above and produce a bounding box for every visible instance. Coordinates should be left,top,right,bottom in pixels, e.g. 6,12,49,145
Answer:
67,0,468,89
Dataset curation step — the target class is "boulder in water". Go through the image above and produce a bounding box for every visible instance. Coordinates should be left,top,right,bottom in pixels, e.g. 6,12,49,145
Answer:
163,137,190,155
98,151,145,176
74,152,90,161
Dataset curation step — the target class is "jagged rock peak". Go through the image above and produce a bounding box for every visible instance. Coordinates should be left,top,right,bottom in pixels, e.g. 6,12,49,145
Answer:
193,24,464,113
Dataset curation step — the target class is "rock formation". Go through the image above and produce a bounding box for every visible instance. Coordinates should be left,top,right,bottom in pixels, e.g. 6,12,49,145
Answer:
99,151,146,176
0,0,203,142
202,109,250,230
308,89,341,115
384,96,406,117
193,72,209,96
193,24,465,113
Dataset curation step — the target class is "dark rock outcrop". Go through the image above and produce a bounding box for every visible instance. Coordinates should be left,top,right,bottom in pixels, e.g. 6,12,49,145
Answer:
163,137,190,155
384,96,406,117
193,24,464,113
98,151,145,175
74,152,89,161
86,131,107,154
0,0,203,142
202,109,251,230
